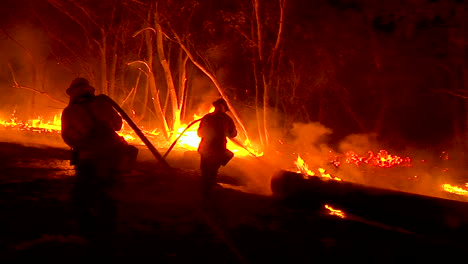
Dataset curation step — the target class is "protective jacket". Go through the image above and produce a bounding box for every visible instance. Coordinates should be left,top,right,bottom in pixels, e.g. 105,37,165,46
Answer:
197,111,237,159
61,94,124,155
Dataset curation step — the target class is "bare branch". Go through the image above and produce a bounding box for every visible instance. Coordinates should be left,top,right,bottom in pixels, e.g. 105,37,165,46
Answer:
433,89,468,99
70,0,103,31
132,27,157,38
34,14,87,70
270,0,286,63
8,63,67,106
0,28,35,62
47,0,102,48
127,60,152,73
169,28,250,140
12,84,67,106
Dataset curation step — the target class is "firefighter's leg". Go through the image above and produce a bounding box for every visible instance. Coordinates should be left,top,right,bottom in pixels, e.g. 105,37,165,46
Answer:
200,156,220,199
72,161,99,238
94,162,119,236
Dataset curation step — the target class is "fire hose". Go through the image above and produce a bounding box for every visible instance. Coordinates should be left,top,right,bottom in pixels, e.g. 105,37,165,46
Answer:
99,94,172,170
162,119,260,160
228,138,261,159
101,96,246,261
163,118,202,159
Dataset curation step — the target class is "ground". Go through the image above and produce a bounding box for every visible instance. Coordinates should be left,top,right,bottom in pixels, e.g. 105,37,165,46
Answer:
0,139,467,261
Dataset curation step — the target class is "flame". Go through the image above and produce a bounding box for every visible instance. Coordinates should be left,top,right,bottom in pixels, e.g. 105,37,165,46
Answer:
295,155,341,181
5,109,467,203
170,108,263,157
324,204,346,218
174,124,200,150
1,111,62,133
295,155,315,177
442,184,468,197
0,107,263,157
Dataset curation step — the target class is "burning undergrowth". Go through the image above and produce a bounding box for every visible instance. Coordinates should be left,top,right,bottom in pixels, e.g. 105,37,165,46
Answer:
0,109,467,203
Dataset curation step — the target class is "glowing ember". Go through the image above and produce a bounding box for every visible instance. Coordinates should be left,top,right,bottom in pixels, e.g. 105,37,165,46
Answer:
332,150,412,168
295,155,341,181
442,184,468,197
324,204,346,218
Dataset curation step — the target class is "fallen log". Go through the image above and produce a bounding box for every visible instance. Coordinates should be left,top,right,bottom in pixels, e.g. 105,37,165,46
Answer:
271,170,468,242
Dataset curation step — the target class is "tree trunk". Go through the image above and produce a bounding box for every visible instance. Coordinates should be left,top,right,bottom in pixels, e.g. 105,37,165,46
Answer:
178,51,189,122
108,47,117,99
154,16,179,132
99,33,108,95
170,30,250,140
253,0,269,146
142,18,169,139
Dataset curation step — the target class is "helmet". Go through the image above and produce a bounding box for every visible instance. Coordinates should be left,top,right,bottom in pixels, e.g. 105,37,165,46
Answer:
212,98,229,111
66,77,95,96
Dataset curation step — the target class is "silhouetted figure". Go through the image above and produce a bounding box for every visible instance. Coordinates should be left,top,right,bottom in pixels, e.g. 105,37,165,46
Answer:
197,98,237,199
61,78,137,243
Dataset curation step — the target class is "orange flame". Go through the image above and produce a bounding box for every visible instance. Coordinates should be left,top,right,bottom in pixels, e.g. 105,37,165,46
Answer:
295,155,341,181
324,204,346,218
442,184,468,197
0,111,62,133
0,107,263,157
170,108,263,157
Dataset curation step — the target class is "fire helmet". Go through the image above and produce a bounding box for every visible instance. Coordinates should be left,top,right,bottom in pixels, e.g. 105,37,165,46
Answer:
66,77,95,96
212,98,229,111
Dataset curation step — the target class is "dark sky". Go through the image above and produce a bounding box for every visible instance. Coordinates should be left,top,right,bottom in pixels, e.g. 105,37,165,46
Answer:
0,0,465,149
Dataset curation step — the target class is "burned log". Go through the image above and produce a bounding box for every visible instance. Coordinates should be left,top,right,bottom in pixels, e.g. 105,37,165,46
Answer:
271,170,468,242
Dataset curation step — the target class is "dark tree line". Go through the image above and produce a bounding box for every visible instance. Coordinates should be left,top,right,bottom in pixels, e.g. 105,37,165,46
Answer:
0,0,465,151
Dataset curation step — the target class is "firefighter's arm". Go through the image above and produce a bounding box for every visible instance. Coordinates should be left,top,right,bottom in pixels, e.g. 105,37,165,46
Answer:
197,118,206,137
95,95,123,131
109,108,123,131
226,117,237,138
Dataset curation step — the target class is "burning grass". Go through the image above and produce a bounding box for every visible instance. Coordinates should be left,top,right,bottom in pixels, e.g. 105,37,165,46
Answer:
0,110,467,202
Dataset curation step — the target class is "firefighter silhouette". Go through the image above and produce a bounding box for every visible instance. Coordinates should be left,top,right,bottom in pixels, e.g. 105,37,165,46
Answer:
197,98,237,198
61,77,137,239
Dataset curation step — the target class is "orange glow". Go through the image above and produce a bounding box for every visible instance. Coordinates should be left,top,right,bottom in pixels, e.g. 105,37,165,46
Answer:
169,108,263,157
0,107,264,157
295,155,315,177
442,184,468,197
338,150,412,168
295,155,341,181
324,204,346,218
1,111,61,133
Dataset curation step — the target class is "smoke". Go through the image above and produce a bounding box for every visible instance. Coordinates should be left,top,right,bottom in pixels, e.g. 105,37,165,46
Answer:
0,23,69,120
225,116,468,202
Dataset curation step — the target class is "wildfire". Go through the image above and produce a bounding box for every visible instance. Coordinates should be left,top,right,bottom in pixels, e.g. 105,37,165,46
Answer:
295,155,341,181
442,184,468,197
0,111,62,133
0,108,263,157
4,109,467,203
324,204,346,218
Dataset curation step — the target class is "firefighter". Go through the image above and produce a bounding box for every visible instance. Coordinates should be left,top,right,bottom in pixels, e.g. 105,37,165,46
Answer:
197,98,237,199
61,77,134,240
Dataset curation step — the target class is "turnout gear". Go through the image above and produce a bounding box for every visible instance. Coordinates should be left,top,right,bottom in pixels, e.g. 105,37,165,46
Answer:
197,98,237,198
61,78,138,239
